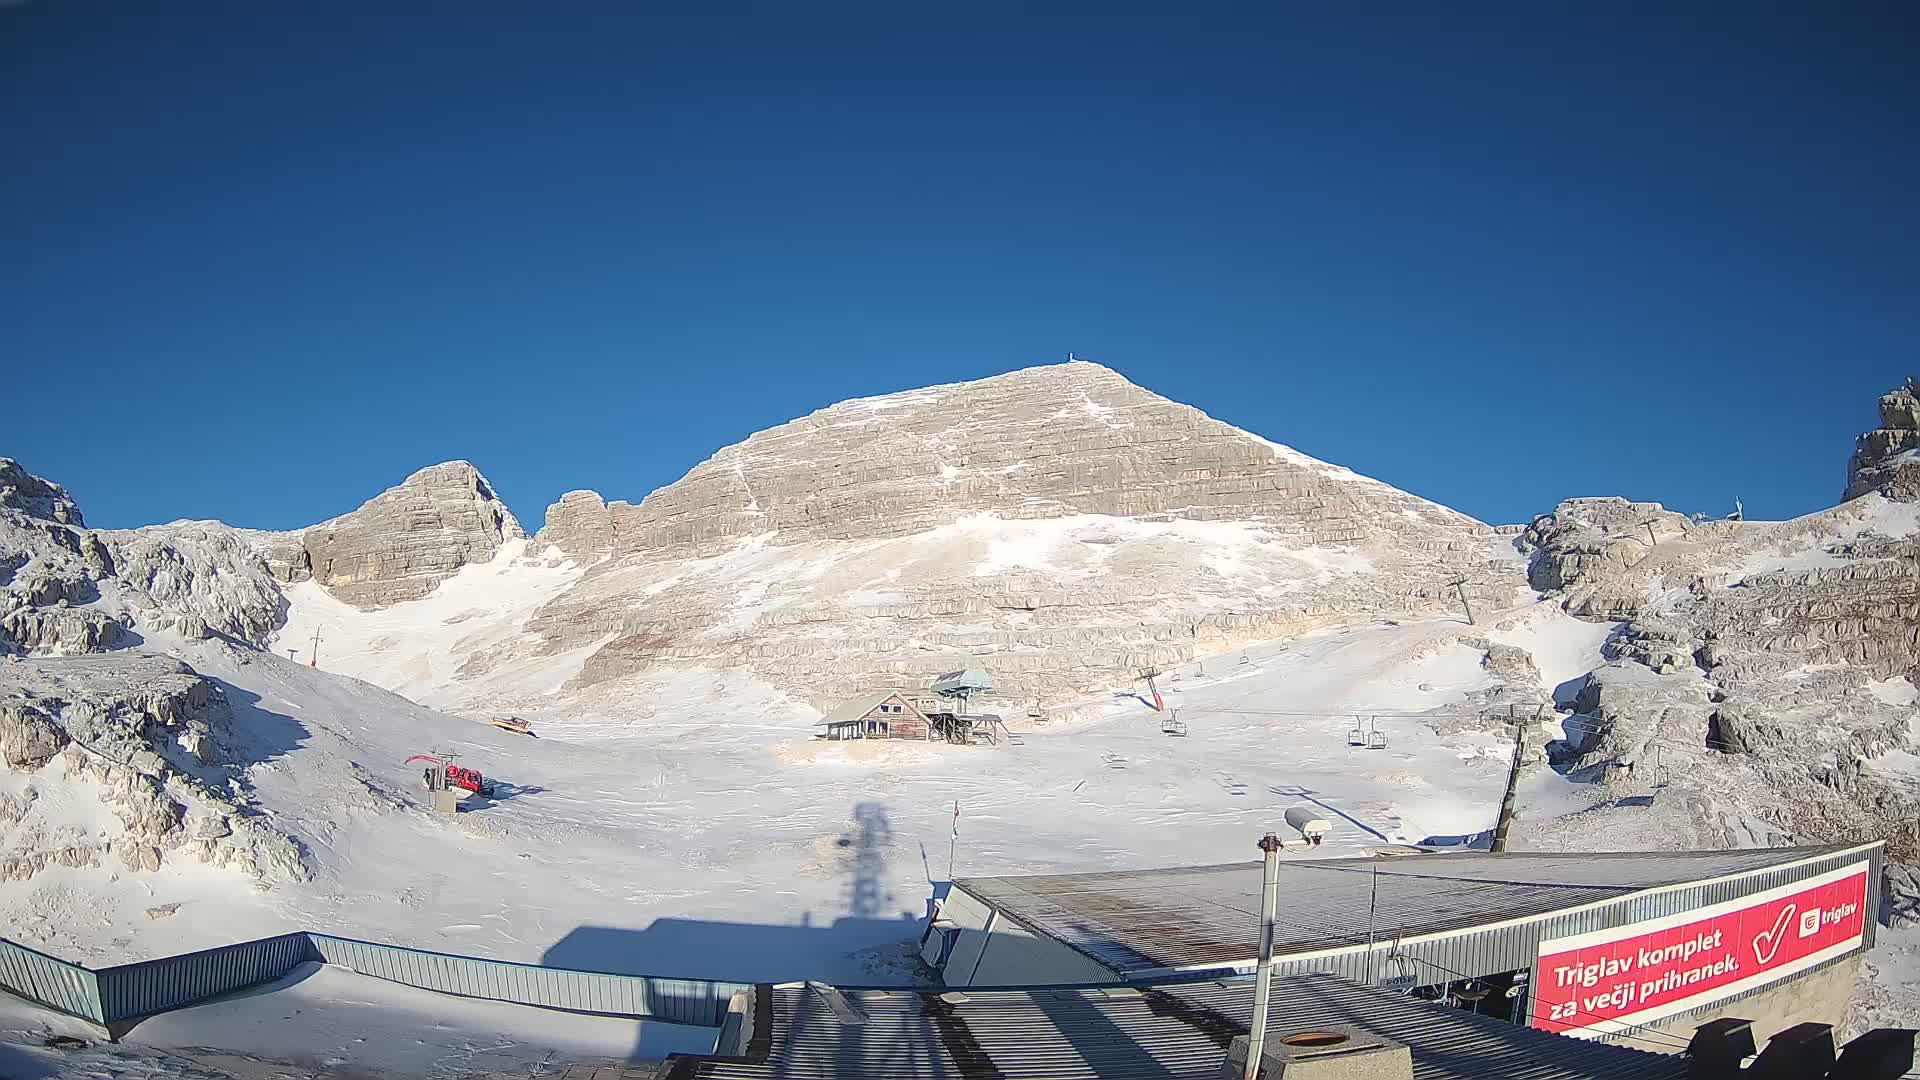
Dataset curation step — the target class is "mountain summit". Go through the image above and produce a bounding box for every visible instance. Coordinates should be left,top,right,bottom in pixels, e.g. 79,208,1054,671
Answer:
503,362,1513,705
536,361,1477,559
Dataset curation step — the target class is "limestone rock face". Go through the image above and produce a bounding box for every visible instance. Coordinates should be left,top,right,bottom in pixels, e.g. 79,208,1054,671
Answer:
1525,382,1920,861
0,652,308,885
302,462,523,608
0,605,128,655
103,522,289,646
249,530,313,584
0,458,83,526
536,490,616,557
0,700,68,767
594,362,1478,557
1846,379,1920,502
521,362,1517,704
0,459,294,655
1519,498,1694,599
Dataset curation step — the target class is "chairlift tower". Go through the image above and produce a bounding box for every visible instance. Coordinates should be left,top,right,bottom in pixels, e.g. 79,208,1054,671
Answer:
1447,577,1476,626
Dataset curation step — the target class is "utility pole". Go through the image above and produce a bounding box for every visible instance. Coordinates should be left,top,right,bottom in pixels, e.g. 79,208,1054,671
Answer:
1448,577,1476,626
1639,518,1660,549
309,627,322,670
1243,833,1284,1080
1489,705,1543,853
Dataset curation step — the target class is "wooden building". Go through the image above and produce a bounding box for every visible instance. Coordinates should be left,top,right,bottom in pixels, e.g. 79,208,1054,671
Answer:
816,692,932,741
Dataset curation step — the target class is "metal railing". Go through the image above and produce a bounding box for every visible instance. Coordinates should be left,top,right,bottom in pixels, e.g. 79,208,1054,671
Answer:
0,930,749,1032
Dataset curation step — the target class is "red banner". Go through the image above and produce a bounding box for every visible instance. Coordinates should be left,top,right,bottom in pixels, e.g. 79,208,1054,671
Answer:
1531,862,1868,1036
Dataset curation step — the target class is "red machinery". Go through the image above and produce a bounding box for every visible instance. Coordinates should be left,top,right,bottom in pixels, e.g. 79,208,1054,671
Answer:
405,754,494,798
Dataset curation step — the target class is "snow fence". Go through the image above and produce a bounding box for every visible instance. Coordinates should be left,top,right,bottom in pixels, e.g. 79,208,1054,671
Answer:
0,931,750,1033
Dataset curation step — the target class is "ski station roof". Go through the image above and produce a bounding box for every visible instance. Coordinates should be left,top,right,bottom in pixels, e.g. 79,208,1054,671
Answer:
672,972,1689,1080
929,667,993,695
951,845,1868,977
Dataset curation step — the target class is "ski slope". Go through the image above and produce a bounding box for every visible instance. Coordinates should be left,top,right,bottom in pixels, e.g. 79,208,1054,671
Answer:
1,600,1609,990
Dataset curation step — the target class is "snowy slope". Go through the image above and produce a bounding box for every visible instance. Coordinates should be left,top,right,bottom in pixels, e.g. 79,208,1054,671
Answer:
5,601,1609,988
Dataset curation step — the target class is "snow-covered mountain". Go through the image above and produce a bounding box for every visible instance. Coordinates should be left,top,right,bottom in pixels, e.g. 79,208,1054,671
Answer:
279,362,1524,714
0,365,1915,1043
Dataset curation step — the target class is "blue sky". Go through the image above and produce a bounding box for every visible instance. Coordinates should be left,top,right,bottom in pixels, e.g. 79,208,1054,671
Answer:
4,6,1915,531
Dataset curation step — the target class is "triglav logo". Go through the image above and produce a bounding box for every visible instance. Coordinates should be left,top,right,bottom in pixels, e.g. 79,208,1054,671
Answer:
1798,908,1821,939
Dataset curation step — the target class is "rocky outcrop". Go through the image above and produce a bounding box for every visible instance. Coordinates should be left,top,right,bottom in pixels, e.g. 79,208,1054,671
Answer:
0,604,128,655
1518,498,1694,600
0,700,68,767
0,652,307,885
1845,379,1920,502
103,523,288,646
518,362,1516,704
0,458,83,526
1527,384,1920,861
535,490,616,557
302,462,523,608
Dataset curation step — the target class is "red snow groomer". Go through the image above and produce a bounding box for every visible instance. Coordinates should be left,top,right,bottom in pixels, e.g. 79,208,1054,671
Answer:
406,754,495,798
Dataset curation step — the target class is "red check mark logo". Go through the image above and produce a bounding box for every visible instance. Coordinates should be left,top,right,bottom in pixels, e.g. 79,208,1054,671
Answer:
1753,905,1796,965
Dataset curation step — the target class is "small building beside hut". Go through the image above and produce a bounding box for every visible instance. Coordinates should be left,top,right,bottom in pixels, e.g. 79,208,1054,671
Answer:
815,691,932,741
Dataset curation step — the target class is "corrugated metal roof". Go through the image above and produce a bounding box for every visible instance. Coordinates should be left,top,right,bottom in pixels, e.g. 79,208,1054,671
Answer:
955,846,1852,975
673,972,1690,1079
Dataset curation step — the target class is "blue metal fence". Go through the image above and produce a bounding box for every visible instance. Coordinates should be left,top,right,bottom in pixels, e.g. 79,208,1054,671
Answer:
0,930,748,1032
0,937,103,1022
308,933,748,1027
93,932,312,1023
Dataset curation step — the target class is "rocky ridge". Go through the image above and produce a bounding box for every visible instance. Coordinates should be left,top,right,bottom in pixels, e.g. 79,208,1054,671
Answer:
1,652,306,884
516,362,1520,705
1517,385,1920,862
1845,377,1920,502
280,461,524,608
536,361,1481,558
1,460,310,888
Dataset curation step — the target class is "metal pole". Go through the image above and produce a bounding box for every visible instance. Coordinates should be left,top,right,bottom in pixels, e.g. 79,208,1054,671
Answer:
947,800,958,882
1365,863,1378,985
1490,717,1528,853
1244,833,1283,1080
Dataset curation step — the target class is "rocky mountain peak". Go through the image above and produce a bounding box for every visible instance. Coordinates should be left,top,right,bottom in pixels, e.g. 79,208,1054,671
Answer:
515,363,1511,704
1846,378,1920,502
0,458,84,527
535,361,1479,562
298,460,524,609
